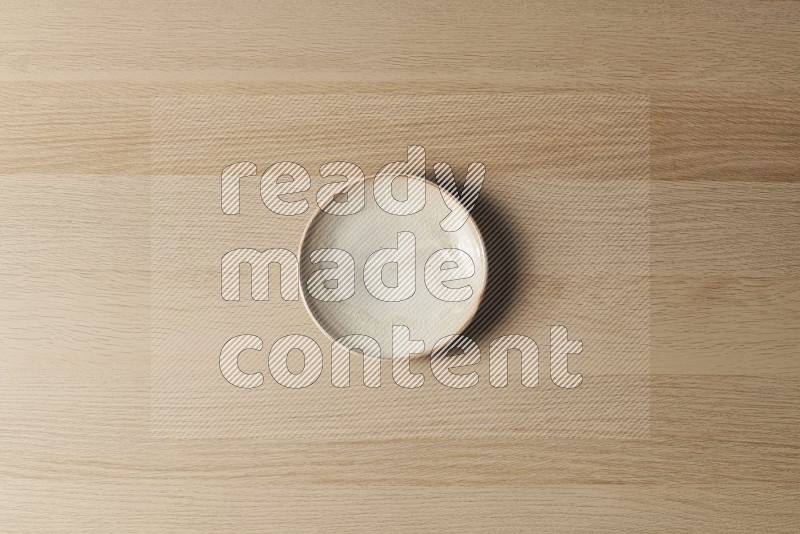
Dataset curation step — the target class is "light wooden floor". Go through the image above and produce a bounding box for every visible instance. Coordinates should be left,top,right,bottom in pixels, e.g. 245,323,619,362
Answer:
1,1,798,532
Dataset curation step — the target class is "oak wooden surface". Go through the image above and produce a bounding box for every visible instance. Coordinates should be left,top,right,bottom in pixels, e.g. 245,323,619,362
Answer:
1,1,799,532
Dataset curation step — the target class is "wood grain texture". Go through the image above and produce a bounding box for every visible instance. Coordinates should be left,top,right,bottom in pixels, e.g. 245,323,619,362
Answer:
1,0,799,532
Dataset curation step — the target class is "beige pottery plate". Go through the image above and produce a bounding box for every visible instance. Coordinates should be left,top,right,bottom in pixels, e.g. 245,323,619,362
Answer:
299,176,487,358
